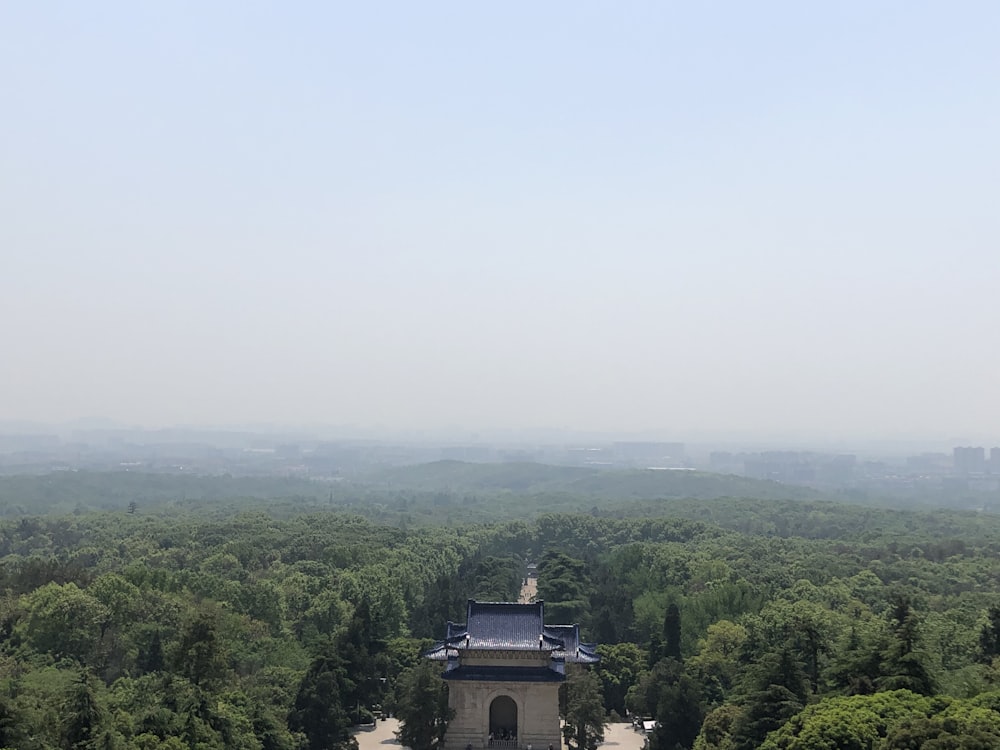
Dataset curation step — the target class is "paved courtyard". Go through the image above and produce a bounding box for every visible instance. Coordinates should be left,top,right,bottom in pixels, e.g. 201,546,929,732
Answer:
355,720,647,750
353,719,404,750
597,722,648,750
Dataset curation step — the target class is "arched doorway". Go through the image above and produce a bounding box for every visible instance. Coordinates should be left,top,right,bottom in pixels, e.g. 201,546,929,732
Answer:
489,695,518,746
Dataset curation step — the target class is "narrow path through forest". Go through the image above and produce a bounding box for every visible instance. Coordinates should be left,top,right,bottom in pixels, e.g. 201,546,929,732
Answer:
519,576,537,603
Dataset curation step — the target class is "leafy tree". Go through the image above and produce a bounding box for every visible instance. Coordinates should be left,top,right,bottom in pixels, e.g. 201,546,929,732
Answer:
395,661,453,750
884,712,1000,750
467,556,523,602
693,703,742,750
0,695,24,750
731,649,807,750
783,601,834,694
595,642,645,716
754,690,1000,750
591,607,620,645
538,551,590,624
731,684,802,750
739,596,837,697
628,659,681,719
757,690,926,750
978,605,1000,663
135,627,166,675
172,612,227,688
826,617,883,695
878,595,936,696
589,558,637,643
62,671,105,750
688,620,747,704
650,671,705,750
252,704,298,750
664,603,682,662
562,668,606,750
338,599,383,722
288,648,357,750
19,582,108,662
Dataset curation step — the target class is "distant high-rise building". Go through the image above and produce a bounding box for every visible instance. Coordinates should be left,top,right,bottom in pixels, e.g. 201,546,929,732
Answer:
954,446,986,474
906,453,951,475
709,451,741,473
613,441,685,466
990,447,1000,474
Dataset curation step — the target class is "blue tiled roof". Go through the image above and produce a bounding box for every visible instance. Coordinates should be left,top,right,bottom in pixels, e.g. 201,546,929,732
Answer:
465,601,547,650
424,600,600,665
545,624,600,664
424,644,455,661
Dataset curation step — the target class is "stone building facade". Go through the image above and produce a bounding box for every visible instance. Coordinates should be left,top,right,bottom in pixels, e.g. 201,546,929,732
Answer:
425,600,599,750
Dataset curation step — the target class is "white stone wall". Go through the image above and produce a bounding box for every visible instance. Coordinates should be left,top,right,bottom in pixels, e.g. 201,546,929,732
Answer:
444,679,561,750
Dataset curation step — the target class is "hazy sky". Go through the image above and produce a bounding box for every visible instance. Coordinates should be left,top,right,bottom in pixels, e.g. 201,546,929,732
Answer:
2,2,998,440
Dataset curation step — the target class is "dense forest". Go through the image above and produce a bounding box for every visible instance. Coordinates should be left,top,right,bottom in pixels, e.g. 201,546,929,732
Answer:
1,465,1000,748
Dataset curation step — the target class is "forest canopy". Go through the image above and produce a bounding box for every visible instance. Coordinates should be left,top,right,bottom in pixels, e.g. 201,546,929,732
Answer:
0,468,999,748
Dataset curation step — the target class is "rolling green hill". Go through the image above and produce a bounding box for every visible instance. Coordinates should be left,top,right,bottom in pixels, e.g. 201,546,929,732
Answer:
367,460,825,502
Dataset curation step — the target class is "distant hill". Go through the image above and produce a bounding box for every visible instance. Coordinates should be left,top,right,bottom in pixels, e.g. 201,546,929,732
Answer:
0,471,327,516
3,464,991,545
367,460,825,502
0,461,827,521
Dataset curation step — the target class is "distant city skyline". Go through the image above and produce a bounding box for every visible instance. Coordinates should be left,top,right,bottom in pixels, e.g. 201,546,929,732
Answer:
3,3,998,439
0,417,995,456
3,421,1000,503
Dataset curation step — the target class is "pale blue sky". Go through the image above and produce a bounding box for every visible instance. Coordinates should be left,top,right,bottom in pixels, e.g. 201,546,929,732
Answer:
2,2,998,440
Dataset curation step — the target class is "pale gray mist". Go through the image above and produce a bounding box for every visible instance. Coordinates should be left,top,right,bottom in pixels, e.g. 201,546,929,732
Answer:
2,2,998,441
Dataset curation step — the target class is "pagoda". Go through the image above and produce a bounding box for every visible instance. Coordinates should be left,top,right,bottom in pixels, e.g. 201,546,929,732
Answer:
425,600,599,750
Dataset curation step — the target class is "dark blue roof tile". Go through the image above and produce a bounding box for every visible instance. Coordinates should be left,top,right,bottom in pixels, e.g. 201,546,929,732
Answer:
465,600,547,650
424,600,601,665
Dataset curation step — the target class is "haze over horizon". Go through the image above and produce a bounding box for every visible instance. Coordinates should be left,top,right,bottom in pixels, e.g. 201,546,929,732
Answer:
3,3,998,441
